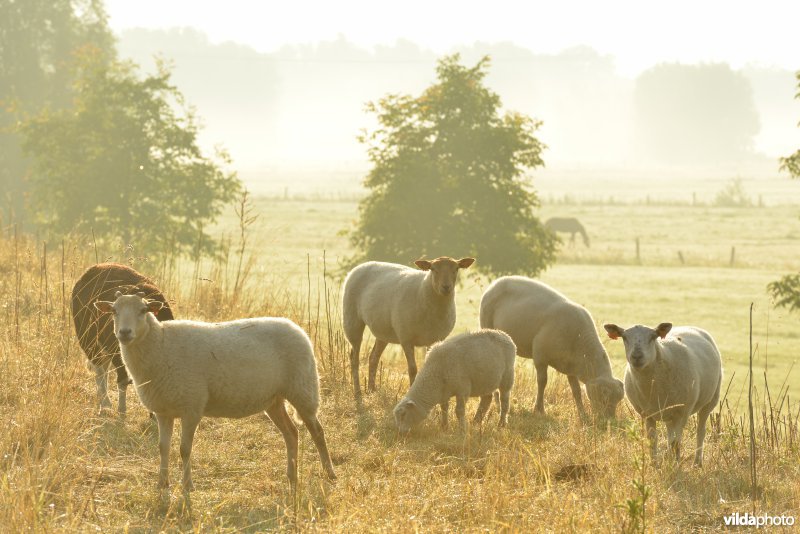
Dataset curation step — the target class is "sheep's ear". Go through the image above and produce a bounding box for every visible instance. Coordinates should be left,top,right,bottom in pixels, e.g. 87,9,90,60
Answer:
414,260,432,271
604,324,624,340
457,257,475,269
656,323,672,339
94,301,114,313
114,290,122,299
147,300,164,314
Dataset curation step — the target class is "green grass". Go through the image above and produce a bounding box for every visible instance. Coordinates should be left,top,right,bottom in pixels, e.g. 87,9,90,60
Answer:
215,197,800,400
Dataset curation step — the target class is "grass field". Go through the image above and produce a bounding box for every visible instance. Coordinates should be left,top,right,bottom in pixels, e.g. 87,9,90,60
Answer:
0,194,798,531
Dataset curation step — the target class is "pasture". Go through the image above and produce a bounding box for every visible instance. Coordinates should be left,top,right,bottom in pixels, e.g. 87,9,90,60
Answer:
0,191,798,531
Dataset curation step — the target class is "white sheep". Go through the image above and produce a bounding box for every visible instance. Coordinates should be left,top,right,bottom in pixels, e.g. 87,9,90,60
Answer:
479,276,624,419
604,322,722,466
393,329,516,433
342,257,475,402
94,292,337,492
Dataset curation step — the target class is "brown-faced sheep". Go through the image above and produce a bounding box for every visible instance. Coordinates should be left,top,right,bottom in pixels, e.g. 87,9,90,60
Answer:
94,292,336,492
342,257,475,402
604,322,722,466
71,263,174,415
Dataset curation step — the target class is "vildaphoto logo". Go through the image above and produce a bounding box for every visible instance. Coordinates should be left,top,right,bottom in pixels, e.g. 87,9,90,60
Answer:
723,512,795,528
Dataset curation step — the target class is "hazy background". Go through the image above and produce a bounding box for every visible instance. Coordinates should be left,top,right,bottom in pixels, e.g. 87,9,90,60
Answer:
105,0,800,196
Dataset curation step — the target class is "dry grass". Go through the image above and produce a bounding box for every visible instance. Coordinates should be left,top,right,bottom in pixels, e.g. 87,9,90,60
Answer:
0,226,798,532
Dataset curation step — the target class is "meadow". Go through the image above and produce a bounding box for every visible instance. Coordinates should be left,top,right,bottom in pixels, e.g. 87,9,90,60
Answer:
0,189,798,531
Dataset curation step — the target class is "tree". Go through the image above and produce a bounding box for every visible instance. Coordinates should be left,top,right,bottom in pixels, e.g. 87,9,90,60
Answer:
20,53,241,256
0,0,114,224
634,63,760,164
779,72,800,178
349,54,556,276
768,71,800,311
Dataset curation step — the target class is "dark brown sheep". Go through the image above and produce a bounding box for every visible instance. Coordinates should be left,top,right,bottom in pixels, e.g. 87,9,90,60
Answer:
71,263,174,415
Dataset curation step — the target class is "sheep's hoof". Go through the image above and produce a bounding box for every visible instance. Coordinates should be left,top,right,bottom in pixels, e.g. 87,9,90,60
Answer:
182,481,195,493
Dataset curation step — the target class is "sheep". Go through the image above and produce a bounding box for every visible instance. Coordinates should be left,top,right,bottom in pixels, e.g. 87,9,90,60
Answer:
94,292,336,491
71,262,174,416
604,322,722,466
393,329,516,433
479,276,624,420
342,256,475,402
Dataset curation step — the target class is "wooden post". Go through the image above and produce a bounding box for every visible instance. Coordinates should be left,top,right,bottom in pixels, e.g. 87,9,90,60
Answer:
635,237,641,264
729,246,736,267
677,251,685,265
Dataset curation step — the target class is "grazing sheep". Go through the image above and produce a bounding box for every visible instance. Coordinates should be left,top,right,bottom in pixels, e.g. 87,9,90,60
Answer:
604,322,722,466
342,257,475,401
94,292,336,491
393,330,516,433
479,276,624,419
71,262,174,415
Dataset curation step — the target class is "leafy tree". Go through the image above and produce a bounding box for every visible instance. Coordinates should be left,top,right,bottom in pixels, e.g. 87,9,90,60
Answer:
779,72,800,178
768,72,800,311
0,0,114,224
634,63,760,164
349,54,556,276
20,53,241,256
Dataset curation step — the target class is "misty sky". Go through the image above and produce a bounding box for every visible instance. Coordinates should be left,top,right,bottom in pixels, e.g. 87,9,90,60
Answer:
106,0,798,77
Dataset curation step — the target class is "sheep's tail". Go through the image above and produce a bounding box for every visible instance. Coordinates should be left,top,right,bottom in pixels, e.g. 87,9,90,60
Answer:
285,401,306,428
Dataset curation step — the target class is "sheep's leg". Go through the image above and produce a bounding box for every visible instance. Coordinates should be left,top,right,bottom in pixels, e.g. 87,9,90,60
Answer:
92,361,113,414
455,396,467,432
567,375,587,419
440,400,449,429
116,380,128,417
534,363,548,414
267,401,300,488
401,343,418,386
179,414,201,492
367,339,388,392
111,352,130,416
473,395,493,425
498,388,511,427
645,417,658,461
666,417,686,464
694,405,714,467
298,411,337,481
349,338,363,402
155,414,174,489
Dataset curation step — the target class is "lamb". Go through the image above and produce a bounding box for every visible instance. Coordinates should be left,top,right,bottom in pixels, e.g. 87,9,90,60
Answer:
342,256,475,402
393,330,516,433
71,262,174,416
479,276,624,419
94,292,336,491
604,322,722,466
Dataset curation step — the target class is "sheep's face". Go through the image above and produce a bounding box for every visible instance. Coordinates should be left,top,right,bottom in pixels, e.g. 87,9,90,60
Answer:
94,292,164,346
415,257,475,297
393,398,427,434
586,377,625,419
604,323,672,370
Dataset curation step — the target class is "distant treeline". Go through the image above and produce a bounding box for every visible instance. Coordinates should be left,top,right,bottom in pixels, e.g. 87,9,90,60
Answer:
118,28,798,170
